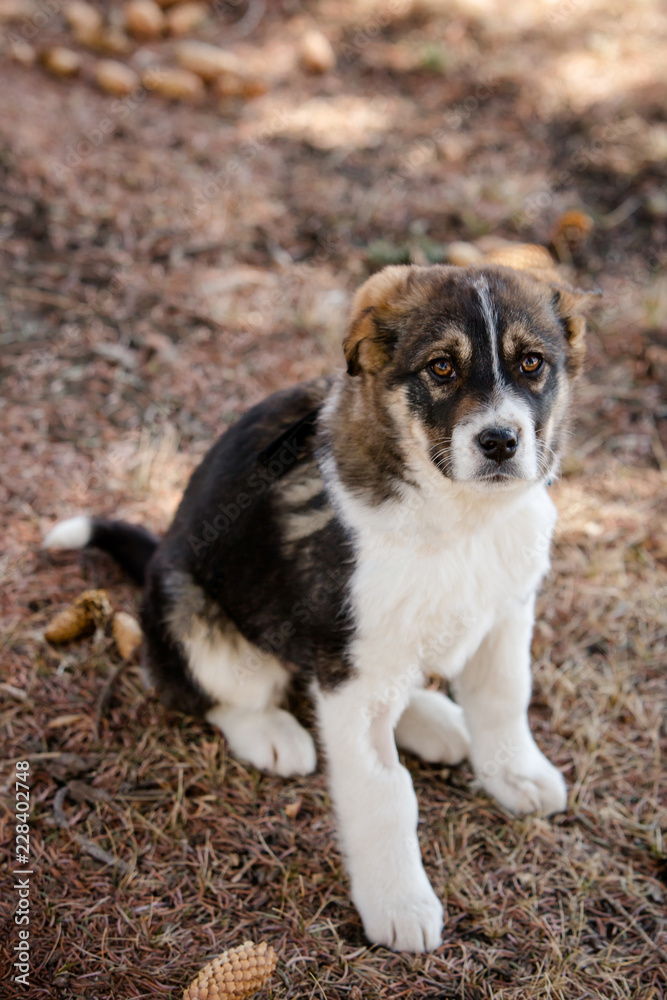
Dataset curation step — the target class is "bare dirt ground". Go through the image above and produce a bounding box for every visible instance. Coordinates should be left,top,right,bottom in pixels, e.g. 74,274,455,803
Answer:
1,0,666,997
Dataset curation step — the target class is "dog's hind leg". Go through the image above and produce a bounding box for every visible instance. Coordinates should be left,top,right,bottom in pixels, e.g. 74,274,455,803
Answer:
395,689,470,765
207,704,316,777
142,565,316,777
184,621,316,778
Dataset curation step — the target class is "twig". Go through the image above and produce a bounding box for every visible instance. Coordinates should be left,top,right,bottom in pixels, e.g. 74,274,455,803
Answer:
94,659,130,738
234,0,265,36
53,786,132,875
599,196,642,230
8,285,93,314
603,893,667,965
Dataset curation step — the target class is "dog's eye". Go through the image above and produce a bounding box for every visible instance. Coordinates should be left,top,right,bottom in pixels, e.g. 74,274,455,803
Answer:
428,358,456,381
520,353,543,374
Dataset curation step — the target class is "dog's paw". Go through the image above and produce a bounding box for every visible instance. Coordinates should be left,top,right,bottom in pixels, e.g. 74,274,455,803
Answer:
354,878,443,952
479,743,566,816
208,706,317,777
395,690,470,765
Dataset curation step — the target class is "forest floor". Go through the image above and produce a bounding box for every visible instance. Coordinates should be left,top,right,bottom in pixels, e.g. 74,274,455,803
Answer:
1,0,666,997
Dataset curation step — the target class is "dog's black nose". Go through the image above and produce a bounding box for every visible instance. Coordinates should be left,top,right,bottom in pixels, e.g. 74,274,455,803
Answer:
478,427,519,464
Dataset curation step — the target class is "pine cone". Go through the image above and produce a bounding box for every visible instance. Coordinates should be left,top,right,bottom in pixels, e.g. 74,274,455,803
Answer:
80,589,114,629
44,590,113,643
485,243,555,271
552,209,594,249
183,941,277,1000
112,611,143,659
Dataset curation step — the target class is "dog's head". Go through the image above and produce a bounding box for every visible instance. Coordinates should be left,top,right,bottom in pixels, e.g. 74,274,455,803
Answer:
342,263,595,491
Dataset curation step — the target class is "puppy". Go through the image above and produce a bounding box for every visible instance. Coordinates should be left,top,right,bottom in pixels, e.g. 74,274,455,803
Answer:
45,262,593,953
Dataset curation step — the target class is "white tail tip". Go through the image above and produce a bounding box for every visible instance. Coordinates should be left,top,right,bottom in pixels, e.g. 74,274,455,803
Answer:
43,515,93,550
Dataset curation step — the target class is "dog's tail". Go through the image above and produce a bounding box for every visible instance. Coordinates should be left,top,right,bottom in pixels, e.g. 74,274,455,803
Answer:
43,515,159,585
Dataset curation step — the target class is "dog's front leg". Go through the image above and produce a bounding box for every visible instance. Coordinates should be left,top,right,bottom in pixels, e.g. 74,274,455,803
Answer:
455,597,567,816
315,678,443,953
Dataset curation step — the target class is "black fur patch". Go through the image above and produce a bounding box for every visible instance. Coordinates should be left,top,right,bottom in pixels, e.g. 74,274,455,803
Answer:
89,519,158,585
140,377,357,703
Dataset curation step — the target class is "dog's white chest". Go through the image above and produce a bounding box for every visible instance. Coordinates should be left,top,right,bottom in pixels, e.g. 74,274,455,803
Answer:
346,485,557,681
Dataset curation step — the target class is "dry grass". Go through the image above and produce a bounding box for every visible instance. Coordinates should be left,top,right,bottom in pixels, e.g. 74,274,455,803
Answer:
1,0,666,997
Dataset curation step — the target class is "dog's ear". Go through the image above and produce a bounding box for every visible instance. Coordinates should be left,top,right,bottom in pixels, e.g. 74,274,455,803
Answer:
343,265,413,376
526,268,601,373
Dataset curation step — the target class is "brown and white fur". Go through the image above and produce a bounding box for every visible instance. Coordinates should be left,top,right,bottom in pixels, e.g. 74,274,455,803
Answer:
44,263,595,953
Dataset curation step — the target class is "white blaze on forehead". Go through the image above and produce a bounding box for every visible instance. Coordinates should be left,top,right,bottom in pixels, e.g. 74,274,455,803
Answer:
473,278,501,385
